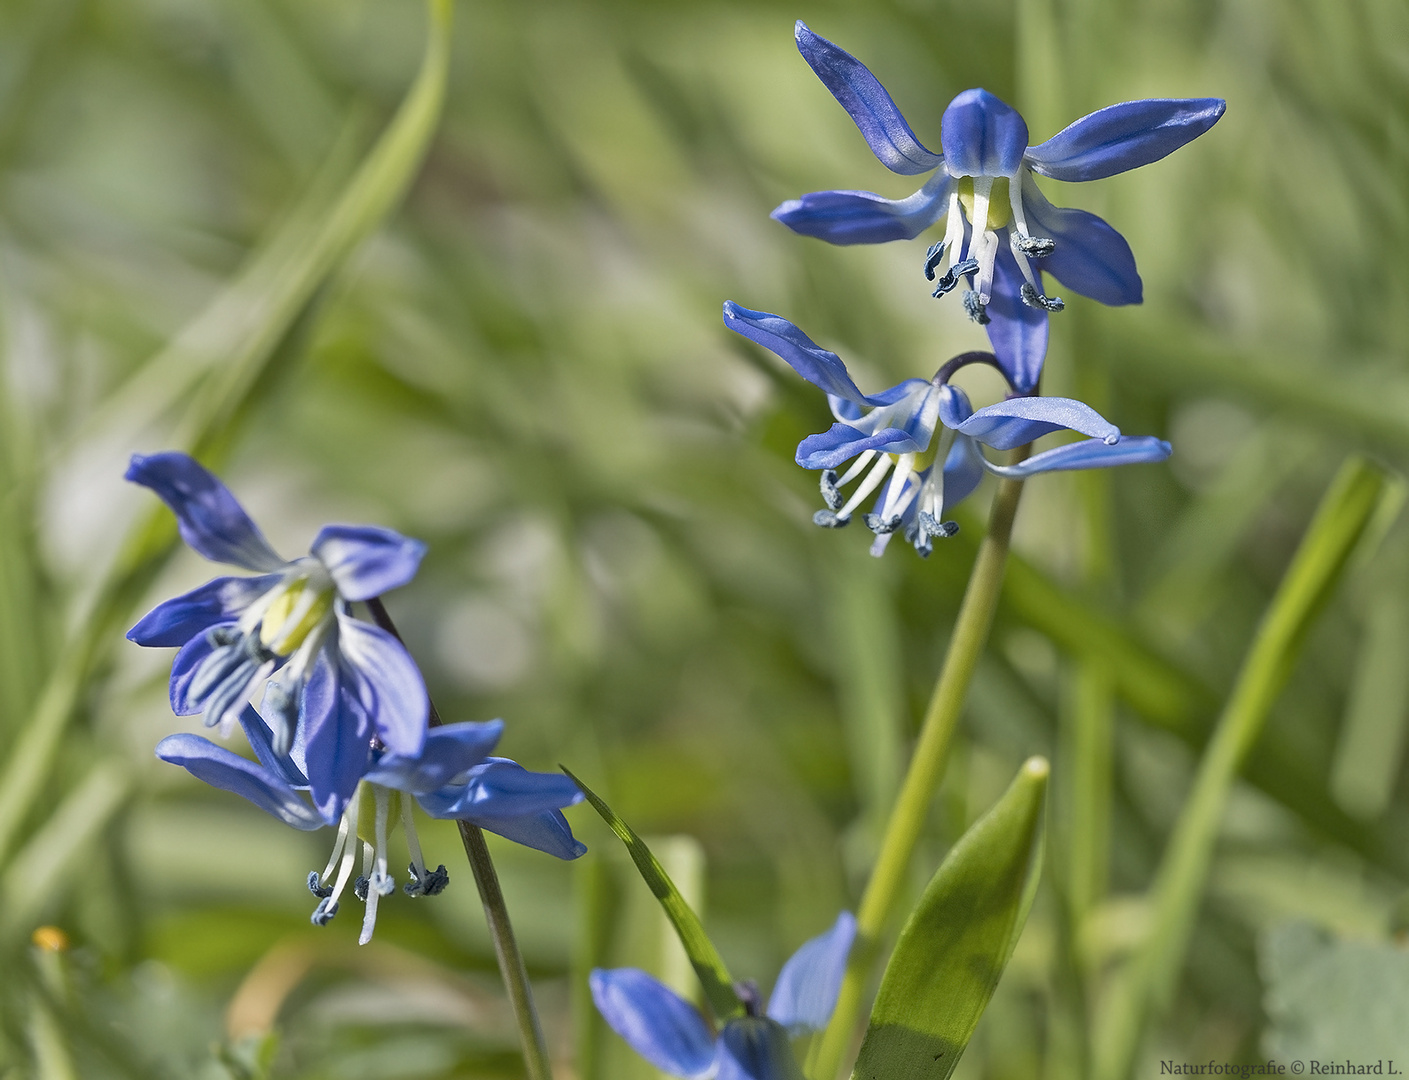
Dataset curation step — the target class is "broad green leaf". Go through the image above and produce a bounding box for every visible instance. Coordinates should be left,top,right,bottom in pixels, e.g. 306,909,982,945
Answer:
851,757,1049,1080
563,767,743,1021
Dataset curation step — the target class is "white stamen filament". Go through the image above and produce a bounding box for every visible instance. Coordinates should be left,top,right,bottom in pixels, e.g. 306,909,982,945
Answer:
324,788,362,908
267,582,329,655
837,454,895,520
1008,171,1034,240
963,177,999,302
880,454,917,521
235,578,292,638
359,786,394,945
835,450,876,489
320,814,352,884
925,428,959,521
940,191,965,275
400,792,428,882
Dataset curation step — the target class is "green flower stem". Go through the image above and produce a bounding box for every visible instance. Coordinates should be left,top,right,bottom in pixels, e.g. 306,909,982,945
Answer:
811,471,1027,1080
365,598,554,1080
1093,457,1386,1080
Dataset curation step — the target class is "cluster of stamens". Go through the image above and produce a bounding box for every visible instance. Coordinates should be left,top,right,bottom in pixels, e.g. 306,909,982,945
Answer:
306,782,448,944
923,174,1065,323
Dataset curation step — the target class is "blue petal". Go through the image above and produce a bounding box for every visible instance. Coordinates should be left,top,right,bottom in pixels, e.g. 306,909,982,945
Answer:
716,1018,804,1080
155,732,323,830
238,705,308,788
311,525,426,601
169,624,277,720
942,435,987,508
984,245,1049,394
300,650,374,824
1021,175,1142,305
936,383,973,430
590,969,717,1079
125,452,284,572
767,911,856,1033
796,424,922,470
955,396,1120,450
417,758,585,819
724,303,894,407
983,434,1172,478
794,22,944,175
1026,98,1226,182
334,612,428,759
771,175,951,245
471,808,588,860
128,573,282,648
940,89,1029,177
364,720,504,794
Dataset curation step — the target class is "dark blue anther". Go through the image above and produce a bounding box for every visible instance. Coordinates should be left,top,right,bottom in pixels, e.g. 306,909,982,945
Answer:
933,257,979,298
819,470,843,511
923,241,947,281
813,509,850,529
1017,236,1055,258
311,898,339,926
962,291,991,325
1020,282,1065,312
307,871,333,898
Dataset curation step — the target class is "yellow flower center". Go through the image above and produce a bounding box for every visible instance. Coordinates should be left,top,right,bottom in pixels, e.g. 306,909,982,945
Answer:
259,577,334,656
957,176,1013,231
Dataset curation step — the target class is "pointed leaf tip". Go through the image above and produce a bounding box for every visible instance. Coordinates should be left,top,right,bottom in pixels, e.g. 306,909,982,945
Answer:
851,758,1048,1080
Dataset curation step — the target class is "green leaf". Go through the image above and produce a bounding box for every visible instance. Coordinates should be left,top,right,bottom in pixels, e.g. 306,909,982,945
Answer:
562,767,743,1021
850,756,1049,1080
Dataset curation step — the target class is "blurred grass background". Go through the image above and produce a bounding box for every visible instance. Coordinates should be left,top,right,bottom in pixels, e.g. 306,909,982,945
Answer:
3,0,1409,1076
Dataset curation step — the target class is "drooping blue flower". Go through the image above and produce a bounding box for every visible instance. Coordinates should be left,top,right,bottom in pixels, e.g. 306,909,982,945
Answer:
724,302,1171,556
157,705,586,943
771,21,1225,392
592,911,856,1080
126,451,429,823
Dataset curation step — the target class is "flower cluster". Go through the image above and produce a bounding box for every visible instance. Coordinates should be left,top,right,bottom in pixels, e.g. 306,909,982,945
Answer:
592,912,856,1080
771,22,1224,393
129,452,584,942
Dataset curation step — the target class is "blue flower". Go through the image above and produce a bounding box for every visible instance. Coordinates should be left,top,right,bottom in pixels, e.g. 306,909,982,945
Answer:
157,705,586,943
592,912,856,1080
771,21,1225,392
126,451,429,822
724,302,1171,556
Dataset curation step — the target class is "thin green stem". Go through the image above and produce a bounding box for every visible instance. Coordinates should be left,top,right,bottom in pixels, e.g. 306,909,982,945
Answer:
810,472,1027,1080
459,821,554,1080
1093,457,1386,1080
365,597,555,1080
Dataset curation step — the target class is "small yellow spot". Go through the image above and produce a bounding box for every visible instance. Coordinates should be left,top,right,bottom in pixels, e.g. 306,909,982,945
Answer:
957,176,1013,231
32,926,69,952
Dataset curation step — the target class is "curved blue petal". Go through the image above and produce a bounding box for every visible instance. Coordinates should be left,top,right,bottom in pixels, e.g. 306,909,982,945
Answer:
128,573,282,648
940,89,1029,177
717,1018,804,1080
724,303,873,406
364,720,504,794
797,423,922,470
984,244,1049,394
794,22,943,175
311,525,426,601
956,396,1120,450
156,732,323,830
767,911,856,1033
771,174,951,245
983,434,1172,478
417,758,584,819
238,705,308,788
1021,175,1142,305
1026,98,1226,182
334,612,428,759
300,650,374,824
936,383,973,430
169,623,276,720
471,808,588,860
942,435,987,507
125,452,284,572
590,969,717,1079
